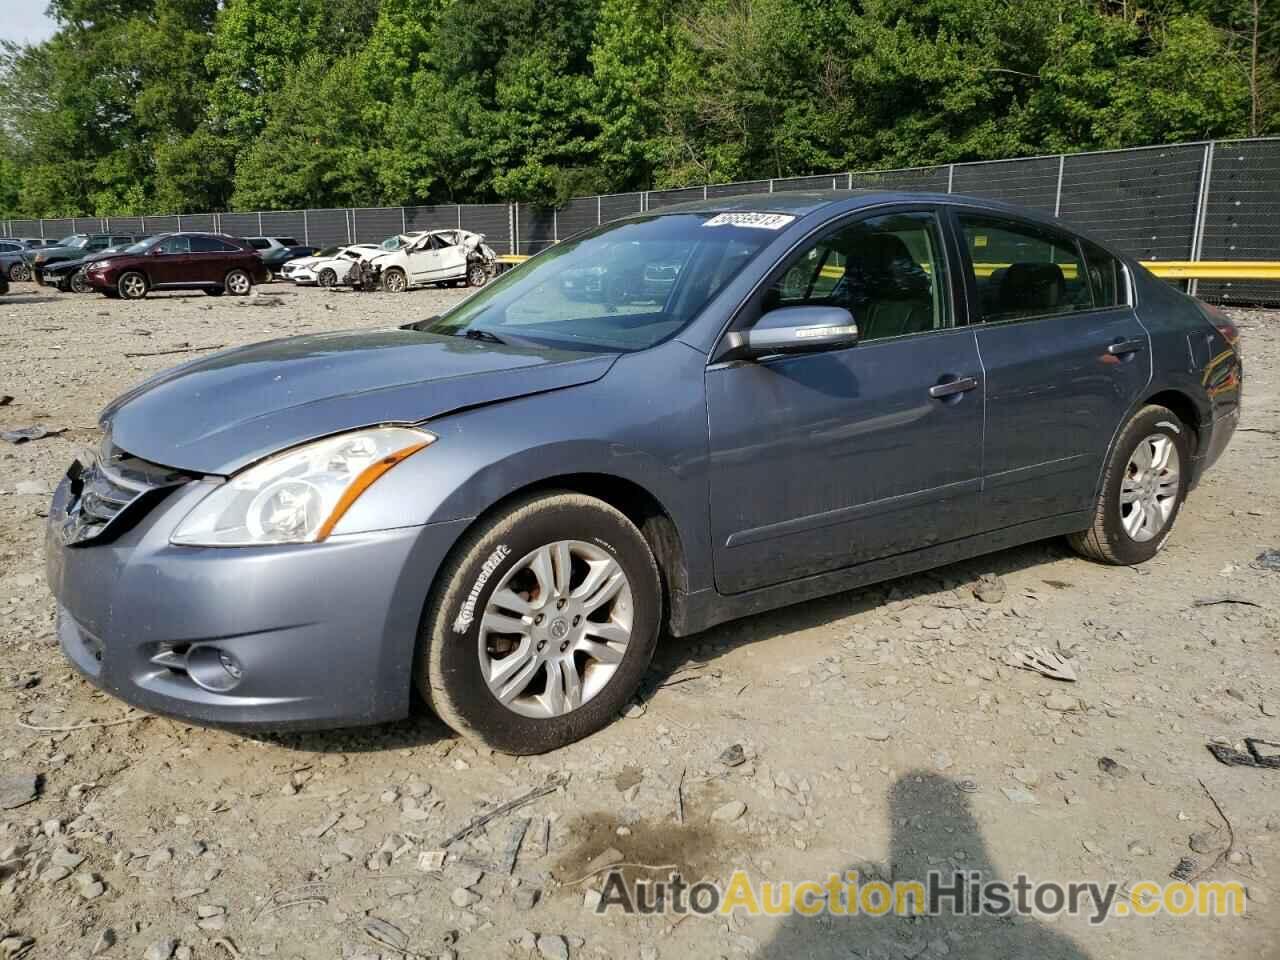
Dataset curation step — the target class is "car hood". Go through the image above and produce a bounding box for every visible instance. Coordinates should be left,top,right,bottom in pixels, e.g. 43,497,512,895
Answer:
103,329,618,475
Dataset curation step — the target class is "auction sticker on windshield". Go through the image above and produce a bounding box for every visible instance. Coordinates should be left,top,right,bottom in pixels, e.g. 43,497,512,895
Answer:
702,213,796,230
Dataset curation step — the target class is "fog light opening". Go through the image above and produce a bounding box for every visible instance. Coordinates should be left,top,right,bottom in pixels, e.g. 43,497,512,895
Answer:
185,645,244,693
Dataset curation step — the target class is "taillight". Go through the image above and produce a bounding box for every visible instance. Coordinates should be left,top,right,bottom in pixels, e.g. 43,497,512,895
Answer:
1195,299,1241,357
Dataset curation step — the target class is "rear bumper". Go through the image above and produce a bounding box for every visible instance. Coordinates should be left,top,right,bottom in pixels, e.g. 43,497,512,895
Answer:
46,473,471,730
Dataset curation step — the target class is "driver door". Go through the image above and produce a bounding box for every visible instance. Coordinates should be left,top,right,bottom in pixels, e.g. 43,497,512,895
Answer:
149,235,192,285
706,209,986,595
406,236,442,282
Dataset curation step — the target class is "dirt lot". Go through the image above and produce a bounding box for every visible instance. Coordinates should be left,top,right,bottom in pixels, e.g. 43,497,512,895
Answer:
0,282,1277,960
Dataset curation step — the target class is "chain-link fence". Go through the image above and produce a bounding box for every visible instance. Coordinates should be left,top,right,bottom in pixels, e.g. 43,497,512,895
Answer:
4,137,1278,303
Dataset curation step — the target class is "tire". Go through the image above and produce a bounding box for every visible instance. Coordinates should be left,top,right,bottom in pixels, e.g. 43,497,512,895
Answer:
466,262,488,288
224,269,252,296
8,263,30,282
117,271,148,300
383,268,408,293
317,267,337,287
69,271,89,294
1068,404,1191,565
417,492,662,754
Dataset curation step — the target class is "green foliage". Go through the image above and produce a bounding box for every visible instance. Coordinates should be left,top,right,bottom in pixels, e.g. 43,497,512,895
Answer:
0,0,1272,218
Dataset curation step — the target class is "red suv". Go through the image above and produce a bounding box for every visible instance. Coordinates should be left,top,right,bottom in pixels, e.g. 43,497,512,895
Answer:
84,233,270,299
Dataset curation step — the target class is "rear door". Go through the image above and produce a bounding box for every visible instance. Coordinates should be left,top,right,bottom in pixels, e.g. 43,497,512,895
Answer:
951,210,1151,528
706,207,986,595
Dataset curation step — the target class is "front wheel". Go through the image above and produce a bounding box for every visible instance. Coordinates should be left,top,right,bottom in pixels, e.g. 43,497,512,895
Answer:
1068,404,1191,565
8,263,30,282
117,271,148,300
383,268,407,293
417,492,661,754
224,269,252,296
466,262,488,288
69,271,89,294
317,267,337,287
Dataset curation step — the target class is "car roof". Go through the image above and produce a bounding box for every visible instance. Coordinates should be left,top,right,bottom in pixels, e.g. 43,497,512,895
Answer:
632,188,1105,244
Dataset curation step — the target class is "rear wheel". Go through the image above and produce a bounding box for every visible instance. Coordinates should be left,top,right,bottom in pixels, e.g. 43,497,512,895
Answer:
224,269,252,296
117,272,148,300
466,262,488,288
69,271,89,294
383,268,407,293
317,267,337,287
416,492,661,754
8,263,30,282
1068,404,1191,565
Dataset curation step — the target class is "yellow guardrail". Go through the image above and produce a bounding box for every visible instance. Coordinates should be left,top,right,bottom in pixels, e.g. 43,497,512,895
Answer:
1143,261,1280,280
499,253,1279,281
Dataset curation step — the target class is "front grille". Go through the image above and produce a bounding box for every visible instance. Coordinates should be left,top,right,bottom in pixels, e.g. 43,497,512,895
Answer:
57,440,192,546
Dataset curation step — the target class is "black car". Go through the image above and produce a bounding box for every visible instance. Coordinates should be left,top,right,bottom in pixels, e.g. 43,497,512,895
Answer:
246,237,318,273
40,239,154,293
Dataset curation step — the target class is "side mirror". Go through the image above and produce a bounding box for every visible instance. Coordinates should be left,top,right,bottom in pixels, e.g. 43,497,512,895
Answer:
720,306,859,362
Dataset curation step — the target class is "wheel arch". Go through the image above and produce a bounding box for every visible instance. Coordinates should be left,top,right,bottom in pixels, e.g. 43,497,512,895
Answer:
427,472,689,638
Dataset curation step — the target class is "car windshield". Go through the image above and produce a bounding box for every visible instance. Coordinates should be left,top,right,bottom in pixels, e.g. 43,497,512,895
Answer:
121,238,156,254
424,214,778,353
315,246,339,257
56,235,89,248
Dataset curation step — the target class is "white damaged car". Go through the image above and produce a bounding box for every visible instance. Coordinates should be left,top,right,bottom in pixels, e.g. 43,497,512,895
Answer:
282,244,383,286
368,230,499,292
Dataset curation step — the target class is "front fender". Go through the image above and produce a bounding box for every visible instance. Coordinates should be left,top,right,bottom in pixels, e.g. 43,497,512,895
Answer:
331,340,715,592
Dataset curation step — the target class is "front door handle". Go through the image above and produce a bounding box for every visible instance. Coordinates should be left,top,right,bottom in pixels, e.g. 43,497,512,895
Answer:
929,376,979,399
1107,337,1146,356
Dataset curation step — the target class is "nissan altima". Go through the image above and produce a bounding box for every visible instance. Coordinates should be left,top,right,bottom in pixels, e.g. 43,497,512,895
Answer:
45,191,1243,754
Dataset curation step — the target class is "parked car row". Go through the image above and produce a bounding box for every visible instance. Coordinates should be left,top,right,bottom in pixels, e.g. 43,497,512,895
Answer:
3,226,500,297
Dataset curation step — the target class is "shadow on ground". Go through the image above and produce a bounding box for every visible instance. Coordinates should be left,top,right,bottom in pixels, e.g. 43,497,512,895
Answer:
758,772,1092,960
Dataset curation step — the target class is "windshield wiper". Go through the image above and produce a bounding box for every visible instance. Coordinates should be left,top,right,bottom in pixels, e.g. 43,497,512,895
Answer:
458,328,506,345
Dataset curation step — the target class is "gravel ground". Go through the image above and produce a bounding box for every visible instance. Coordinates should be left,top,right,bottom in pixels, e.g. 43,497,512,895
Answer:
0,283,1277,960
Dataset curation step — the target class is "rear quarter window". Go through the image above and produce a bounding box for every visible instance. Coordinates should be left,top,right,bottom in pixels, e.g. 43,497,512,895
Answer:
959,214,1093,322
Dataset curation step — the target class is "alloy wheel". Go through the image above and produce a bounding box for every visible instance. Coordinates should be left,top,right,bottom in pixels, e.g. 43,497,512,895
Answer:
318,268,336,287
384,270,407,293
119,273,147,299
70,271,89,294
225,270,251,295
467,263,487,287
478,540,634,719
1119,433,1181,542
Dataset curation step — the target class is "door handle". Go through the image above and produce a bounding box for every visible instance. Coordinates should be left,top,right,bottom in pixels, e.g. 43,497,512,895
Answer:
929,376,979,399
1107,338,1146,356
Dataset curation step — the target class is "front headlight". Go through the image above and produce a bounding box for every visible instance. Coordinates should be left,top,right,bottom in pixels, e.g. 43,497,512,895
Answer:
171,427,434,546
92,260,112,271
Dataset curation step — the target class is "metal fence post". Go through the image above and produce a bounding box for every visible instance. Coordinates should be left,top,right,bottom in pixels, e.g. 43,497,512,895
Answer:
400,208,407,235
847,173,853,190
597,196,602,225
947,164,955,194
347,209,354,244
1054,155,1065,217
177,214,183,233
1189,142,1216,297
553,209,558,244
769,180,775,193
256,212,263,236
302,210,309,246
512,203,519,255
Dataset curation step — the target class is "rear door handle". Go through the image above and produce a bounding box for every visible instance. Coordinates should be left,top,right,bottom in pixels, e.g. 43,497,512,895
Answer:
929,376,979,399
1107,338,1146,356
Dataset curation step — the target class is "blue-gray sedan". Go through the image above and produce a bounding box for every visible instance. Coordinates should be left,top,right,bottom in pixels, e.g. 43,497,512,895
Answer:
45,191,1243,753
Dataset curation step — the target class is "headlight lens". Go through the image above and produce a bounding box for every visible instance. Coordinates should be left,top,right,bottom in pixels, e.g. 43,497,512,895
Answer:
92,259,112,271
171,427,434,546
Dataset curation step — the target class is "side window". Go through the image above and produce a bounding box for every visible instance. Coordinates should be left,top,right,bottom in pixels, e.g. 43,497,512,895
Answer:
189,236,238,253
764,211,950,342
959,215,1092,321
86,237,110,250
1081,239,1126,308
157,236,191,255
